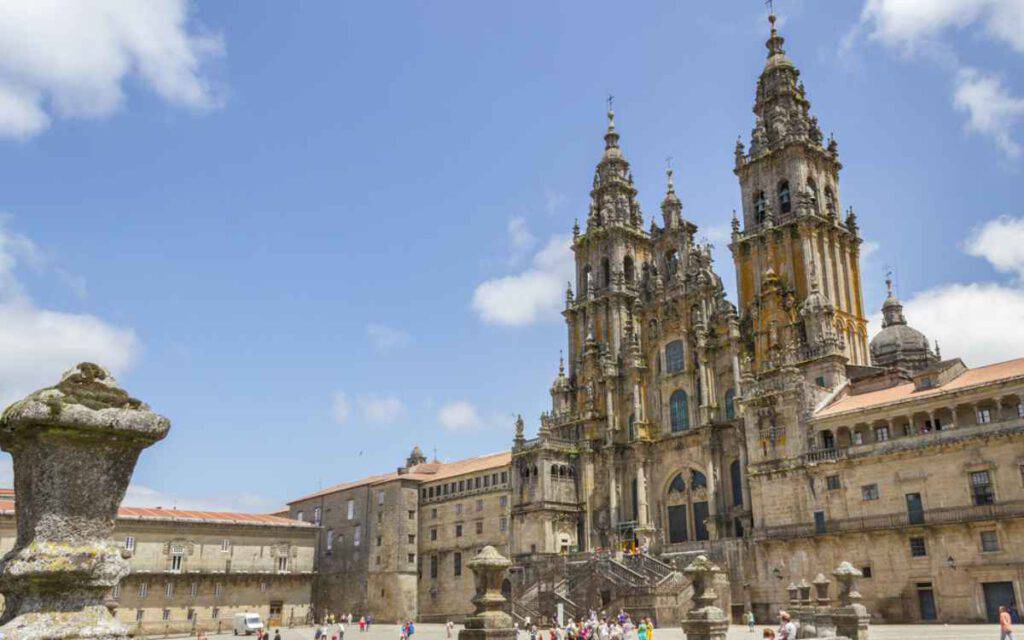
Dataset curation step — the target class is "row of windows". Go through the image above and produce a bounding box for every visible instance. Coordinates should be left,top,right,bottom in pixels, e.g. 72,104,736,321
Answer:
817,404,1024,451
422,472,509,501
123,536,231,553
908,530,1001,558
125,580,233,600
429,516,508,541
426,550,477,579
753,178,835,223
826,470,997,507
132,606,234,622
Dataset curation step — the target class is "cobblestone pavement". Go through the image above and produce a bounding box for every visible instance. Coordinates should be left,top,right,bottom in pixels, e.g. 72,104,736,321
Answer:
201,622,1007,640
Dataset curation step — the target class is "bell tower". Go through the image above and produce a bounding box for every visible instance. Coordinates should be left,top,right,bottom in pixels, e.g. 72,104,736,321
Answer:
729,14,868,374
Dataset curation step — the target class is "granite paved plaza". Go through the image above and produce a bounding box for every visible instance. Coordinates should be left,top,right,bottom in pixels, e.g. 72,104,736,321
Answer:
198,622,1008,640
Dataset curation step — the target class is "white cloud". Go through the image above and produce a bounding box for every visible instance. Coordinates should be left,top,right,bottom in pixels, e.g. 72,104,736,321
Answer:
330,392,404,426
859,0,1024,53
953,69,1024,158
867,214,1024,367
860,240,880,261
853,0,1024,158
365,323,411,352
473,234,574,326
331,392,351,424
507,217,537,264
438,400,482,431
965,215,1024,278
0,0,222,139
0,219,139,407
359,395,404,424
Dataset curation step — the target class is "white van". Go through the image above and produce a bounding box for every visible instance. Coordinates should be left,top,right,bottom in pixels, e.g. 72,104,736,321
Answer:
233,613,265,635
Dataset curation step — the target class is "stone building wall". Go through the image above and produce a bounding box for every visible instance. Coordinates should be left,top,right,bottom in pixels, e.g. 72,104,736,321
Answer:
417,467,511,622
0,505,316,634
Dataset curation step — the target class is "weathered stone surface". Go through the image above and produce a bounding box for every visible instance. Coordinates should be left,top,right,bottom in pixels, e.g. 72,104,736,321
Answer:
459,546,513,640
681,555,728,640
0,363,170,640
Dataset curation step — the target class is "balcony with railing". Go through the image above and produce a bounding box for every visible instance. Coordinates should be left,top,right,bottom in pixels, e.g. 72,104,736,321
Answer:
759,499,1024,540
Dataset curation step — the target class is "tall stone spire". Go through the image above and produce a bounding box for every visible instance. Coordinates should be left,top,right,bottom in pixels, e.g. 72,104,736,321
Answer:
661,165,682,228
744,13,825,159
587,102,643,231
730,13,868,369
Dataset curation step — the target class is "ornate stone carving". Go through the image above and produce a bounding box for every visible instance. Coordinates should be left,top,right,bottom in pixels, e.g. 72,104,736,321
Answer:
458,546,514,640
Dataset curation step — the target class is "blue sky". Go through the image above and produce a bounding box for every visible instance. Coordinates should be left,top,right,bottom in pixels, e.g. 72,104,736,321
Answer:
0,0,1021,512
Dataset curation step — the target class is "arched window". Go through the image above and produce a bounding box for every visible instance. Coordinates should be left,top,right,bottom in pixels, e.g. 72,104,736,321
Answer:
628,413,636,441
691,470,707,489
670,390,689,431
730,460,743,507
602,258,611,287
665,341,685,374
624,256,635,284
807,178,819,212
778,181,791,214
582,266,591,298
725,388,736,421
665,469,710,543
754,191,767,223
821,430,836,450
824,187,836,216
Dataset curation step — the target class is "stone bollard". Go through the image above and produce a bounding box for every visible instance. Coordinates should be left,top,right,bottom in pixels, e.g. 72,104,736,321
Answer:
832,562,870,640
812,574,831,607
681,555,728,640
798,578,812,606
0,363,171,640
459,546,515,640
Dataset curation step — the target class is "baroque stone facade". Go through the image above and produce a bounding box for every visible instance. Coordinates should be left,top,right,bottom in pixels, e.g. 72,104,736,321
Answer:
290,16,1024,625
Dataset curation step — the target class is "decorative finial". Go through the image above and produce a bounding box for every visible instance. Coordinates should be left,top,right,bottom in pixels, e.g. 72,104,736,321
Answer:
558,350,565,375
606,94,615,129
885,269,894,297
666,156,675,191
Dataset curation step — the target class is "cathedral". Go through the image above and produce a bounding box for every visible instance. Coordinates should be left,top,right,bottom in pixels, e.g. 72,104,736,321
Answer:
290,15,1024,625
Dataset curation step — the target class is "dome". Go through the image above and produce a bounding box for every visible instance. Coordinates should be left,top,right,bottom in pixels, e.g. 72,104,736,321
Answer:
868,278,937,372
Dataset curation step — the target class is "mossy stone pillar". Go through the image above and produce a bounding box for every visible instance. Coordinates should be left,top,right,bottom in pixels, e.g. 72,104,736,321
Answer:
681,555,728,640
459,546,515,640
0,363,170,640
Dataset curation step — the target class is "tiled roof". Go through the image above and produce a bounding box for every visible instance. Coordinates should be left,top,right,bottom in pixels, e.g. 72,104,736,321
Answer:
0,496,311,529
815,357,1024,419
289,451,511,504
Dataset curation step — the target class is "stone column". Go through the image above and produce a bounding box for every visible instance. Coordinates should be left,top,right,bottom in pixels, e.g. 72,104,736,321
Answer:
608,461,618,530
0,363,171,640
459,547,514,640
634,461,655,551
681,555,728,640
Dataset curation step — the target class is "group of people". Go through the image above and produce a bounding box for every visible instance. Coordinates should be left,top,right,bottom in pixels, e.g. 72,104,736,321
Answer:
750,610,796,640
513,609,654,640
313,612,376,640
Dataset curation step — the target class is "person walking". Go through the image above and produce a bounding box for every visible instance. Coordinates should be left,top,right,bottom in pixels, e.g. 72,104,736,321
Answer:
776,611,796,640
745,610,756,633
446,621,455,640
359,617,366,633
1002,605,1015,640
